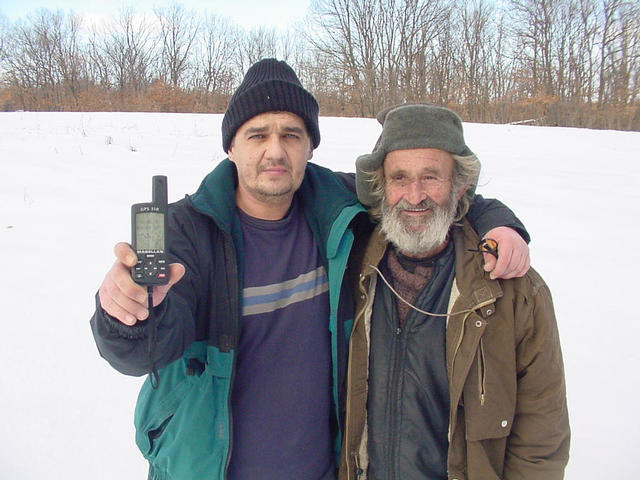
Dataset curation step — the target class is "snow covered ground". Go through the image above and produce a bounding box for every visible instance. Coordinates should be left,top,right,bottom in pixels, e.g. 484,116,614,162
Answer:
1,111,638,479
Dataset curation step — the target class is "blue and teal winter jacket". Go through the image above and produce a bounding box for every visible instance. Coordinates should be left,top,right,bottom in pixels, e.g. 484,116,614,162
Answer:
91,159,367,479
90,159,527,480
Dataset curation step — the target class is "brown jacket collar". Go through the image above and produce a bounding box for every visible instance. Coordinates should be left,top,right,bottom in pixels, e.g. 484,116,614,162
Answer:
359,220,503,308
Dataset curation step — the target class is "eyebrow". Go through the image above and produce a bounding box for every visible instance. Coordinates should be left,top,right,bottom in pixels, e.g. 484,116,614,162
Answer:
386,167,442,176
242,125,306,136
281,126,306,135
243,126,269,136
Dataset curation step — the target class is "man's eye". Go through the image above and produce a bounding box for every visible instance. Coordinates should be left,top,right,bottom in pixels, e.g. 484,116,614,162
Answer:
249,134,264,140
284,133,300,139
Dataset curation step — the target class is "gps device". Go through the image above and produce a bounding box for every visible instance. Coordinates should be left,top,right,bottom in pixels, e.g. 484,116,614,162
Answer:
131,175,169,286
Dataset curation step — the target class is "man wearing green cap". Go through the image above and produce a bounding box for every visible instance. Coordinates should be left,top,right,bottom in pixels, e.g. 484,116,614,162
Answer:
91,59,531,480
340,104,570,480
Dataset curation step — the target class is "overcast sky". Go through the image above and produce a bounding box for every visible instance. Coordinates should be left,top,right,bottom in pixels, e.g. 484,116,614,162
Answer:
0,0,311,30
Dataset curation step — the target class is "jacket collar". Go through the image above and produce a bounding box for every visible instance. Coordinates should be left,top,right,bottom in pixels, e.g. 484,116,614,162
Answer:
360,224,389,277
451,219,503,311
296,161,364,259
360,219,503,310
188,159,364,252
188,158,239,234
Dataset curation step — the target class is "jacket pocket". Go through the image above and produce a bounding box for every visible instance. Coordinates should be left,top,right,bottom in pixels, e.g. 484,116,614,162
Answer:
134,342,233,479
465,411,514,441
463,346,516,442
135,362,193,459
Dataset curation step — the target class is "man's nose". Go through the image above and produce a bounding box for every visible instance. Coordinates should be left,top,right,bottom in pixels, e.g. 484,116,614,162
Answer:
264,136,286,159
404,180,427,205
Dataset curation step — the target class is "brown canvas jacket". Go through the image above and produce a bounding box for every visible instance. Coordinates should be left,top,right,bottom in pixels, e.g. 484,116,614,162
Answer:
339,219,570,480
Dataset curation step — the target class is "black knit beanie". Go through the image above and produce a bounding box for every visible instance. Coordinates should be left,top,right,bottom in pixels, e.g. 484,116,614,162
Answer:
221,58,320,152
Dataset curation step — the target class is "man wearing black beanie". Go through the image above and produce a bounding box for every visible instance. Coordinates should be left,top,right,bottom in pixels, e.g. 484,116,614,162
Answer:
90,58,531,480
222,58,321,152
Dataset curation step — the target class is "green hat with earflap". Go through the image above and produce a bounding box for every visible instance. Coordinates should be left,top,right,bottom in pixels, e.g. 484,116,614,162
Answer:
355,103,474,206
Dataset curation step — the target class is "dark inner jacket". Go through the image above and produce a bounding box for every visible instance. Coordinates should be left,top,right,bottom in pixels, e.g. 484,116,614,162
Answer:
367,241,456,479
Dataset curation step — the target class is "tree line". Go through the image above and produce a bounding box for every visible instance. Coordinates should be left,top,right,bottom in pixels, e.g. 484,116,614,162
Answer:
1,0,638,131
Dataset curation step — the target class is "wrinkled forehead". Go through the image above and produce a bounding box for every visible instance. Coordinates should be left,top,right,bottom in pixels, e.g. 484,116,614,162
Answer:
383,147,454,172
237,111,308,133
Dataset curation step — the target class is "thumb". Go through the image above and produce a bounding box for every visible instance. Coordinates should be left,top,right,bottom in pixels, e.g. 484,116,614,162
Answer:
114,242,137,267
151,263,185,307
483,252,497,273
167,263,186,286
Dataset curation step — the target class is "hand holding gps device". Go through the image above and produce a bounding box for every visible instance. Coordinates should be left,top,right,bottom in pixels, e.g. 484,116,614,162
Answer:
131,175,169,388
131,176,169,286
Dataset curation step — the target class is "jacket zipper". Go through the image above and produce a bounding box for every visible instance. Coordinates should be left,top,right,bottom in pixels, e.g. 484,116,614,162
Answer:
181,198,239,478
386,298,405,478
448,299,494,442
221,230,239,480
176,206,240,479
477,338,486,406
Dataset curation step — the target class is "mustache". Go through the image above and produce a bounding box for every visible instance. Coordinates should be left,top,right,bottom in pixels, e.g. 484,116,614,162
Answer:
258,160,290,173
393,198,438,211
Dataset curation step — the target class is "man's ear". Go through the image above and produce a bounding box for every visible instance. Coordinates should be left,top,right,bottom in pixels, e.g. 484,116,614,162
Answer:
306,137,314,160
227,141,236,163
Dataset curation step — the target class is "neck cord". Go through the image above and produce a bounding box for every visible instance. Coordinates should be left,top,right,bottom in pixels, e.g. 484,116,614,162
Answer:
367,264,482,318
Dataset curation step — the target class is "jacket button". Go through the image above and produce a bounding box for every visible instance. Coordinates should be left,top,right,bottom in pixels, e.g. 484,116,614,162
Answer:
475,320,482,327
501,420,508,428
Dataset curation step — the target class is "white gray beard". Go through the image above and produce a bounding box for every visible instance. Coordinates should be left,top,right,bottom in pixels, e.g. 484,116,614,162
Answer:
379,191,458,256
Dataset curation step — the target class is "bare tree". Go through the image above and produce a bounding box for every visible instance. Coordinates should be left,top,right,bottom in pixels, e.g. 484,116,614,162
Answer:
569,0,598,104
426,27,456,105
85,27,113,88
0,0,637,129
455,0,494,118
307,0,451,115
192,13,237,106
508,0,562,97
1,9,85,109
396,0,451,105
103,7,156,94
276,28,308,69
306,0,379,116
486,12,519,118
54,11,84,105
0,14,8,70
234,26,280,74
597,0,639,112
155,2,199,88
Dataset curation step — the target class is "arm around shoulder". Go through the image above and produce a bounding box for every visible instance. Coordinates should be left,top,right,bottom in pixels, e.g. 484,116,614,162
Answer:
467,194,530,243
